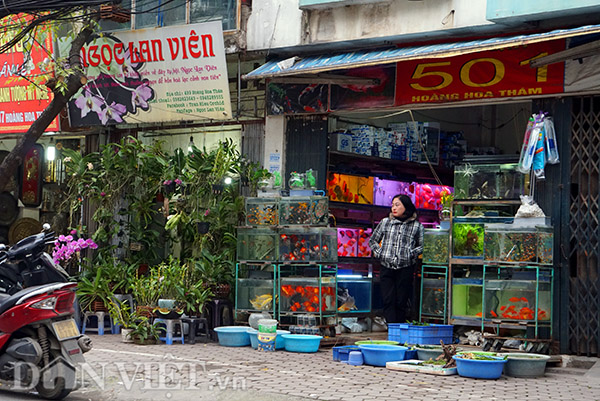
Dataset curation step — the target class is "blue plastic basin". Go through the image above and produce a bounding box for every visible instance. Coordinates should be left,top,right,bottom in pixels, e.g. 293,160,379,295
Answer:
452,355,507,379
358,344,408,367
214,326,251,347
281,334,322,353
247,329,290,350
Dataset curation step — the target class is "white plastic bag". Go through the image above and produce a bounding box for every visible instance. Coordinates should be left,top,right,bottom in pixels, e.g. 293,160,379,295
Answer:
515,195,546,218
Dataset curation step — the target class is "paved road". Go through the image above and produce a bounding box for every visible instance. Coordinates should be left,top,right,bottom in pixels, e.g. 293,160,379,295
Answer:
2,335,600,400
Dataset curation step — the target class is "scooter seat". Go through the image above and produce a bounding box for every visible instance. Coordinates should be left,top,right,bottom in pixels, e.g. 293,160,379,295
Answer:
0,285,47,316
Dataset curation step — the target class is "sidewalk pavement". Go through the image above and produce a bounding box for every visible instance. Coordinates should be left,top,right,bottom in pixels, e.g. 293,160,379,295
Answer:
5,334,600,401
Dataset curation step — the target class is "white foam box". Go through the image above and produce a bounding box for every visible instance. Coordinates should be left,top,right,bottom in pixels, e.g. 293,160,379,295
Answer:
330,133,353,152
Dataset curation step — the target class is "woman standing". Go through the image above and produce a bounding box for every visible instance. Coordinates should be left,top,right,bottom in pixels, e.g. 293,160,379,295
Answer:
369,194,424,324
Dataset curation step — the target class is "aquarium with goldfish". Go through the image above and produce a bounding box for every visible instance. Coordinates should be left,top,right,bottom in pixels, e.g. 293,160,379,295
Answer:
453,163,527,200
373,178,415,207
537,226,554,265
484,226,538,263
337,228,373,258
483,266,552,322
337,276,372,313
245,197,279,226
237,227,279,261
235,263,276,312
327,173,374,204
279,227,337,263
279,196,329,226
423,229,449,264
452,277,483,318
415,183,454,211
279,265,337,315
452,220,484,259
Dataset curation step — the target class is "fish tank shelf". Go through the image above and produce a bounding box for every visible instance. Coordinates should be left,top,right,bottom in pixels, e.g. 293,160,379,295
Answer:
453,163,527,200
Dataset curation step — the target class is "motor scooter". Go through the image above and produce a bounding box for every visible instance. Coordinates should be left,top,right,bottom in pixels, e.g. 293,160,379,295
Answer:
0,225,92,400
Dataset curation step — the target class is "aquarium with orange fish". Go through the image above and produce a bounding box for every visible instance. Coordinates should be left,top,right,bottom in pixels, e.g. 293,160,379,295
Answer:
484,225,541,263
415,183,453,211
245,197,279,226
421,265,448,320
278,264,337,316
373,178,415,207
452,276,483,318
483,265,553,324
337,273,372,313
235,263,277,314
279,227,337,263
337,228,358,257
356,228,372,257
237,227,279,261
327,173,374,204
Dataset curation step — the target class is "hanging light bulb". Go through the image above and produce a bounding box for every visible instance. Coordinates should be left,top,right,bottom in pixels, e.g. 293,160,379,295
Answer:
224,176,233,185
187,136,194,153
47,138,55,161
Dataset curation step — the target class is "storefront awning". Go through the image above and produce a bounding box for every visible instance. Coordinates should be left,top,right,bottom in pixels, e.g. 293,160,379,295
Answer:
243,24,600,80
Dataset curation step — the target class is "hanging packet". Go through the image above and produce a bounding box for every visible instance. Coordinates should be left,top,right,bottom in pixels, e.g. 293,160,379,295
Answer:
544,116,560,164
517,116,539,174
533,121,546,179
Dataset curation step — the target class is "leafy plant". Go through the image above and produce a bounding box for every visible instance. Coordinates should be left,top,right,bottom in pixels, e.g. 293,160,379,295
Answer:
107,298,136,329
76,267,113,312
129,316,161,344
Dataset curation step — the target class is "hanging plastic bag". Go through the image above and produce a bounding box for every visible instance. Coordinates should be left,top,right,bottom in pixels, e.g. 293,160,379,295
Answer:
515,195,546,218
533,120,546,179
518,116,540,174
544,117,560,164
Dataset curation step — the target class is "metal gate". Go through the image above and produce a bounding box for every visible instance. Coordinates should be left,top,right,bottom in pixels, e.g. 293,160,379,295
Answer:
569,96,600,355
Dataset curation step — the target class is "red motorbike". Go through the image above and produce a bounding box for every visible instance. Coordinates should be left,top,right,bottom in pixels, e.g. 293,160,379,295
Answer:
0,226,92,400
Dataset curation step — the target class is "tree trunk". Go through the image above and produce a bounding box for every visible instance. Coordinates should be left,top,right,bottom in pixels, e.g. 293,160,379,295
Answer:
0,22,95,193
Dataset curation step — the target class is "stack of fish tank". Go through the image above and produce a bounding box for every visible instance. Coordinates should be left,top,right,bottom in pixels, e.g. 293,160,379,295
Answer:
279,265,337,316
484,224,554,265
483,266,553,334
245,197,279,226
453,162,527,199
279,195,329,225
235,263,277,315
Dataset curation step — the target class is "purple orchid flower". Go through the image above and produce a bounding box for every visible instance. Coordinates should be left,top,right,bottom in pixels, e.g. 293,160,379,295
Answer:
116,48,141,80
131,83,153,112
99,102,127,125
74,87,103,119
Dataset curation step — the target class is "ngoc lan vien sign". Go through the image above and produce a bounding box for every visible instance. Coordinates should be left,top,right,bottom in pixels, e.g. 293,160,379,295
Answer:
68,20,231,126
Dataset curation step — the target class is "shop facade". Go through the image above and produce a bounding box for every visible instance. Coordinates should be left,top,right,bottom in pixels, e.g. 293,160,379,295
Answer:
244,24,600,355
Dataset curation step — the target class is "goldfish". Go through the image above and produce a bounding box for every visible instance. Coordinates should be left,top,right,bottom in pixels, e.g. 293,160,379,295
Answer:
500,306,506,311
490,310,498,318
509,297,521,303
520,297,528,302
339,230,345,238
475,312,483,317
346,230,355,238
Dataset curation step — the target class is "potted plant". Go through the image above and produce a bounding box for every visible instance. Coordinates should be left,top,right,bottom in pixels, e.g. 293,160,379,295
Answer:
129,316,161,345
107,298,136,343
194,250,234,300
76,267,113,312
130,268,161,318
176,284,213,317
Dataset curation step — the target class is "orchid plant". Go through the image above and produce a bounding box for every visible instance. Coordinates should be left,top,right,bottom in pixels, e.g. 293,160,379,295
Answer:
53,233,98,264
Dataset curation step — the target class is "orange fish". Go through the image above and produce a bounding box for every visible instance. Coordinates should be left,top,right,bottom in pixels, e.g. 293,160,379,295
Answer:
500,306,506,311
520,297,528,302
490,310,498,318
509,297,521,303
475,312,482,317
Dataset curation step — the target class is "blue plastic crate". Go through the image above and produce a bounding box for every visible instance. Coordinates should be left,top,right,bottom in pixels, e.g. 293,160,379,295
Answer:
388,324,454,345
333,345,361,362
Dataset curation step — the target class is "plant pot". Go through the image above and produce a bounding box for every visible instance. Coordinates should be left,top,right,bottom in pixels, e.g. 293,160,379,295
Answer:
500,353,550,378
133,336,157,345
121,328,134,343
136,305,156,318
91,300,108,312
155,308,184,319
196,222,210,234
213,283,231,299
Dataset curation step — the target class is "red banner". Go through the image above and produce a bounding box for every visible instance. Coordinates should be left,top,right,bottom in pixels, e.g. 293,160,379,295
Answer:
0,15,58,133
395,40,566,106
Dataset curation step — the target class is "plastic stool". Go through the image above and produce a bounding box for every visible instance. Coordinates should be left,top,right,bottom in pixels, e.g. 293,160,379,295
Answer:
154,318,184,345
206,299,234,340
181,317,209,344
81,311,113,336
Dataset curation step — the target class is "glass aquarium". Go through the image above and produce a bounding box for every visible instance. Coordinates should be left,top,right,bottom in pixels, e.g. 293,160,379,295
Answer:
453,163,526,200
537,226,554,265
415,183,453,211
279,228,319,262
279,265,337,315
484,226,538,263
237,227,278,261
327,173,374,204
483,266,552,323
423,229,449,264
452,277,483,318
245,197,278,226
421,277,446,318
337,277,372,313
319,228,338,263
338,228,358,257
373,178,415,207
235,263,276,312
452,219,485,259
357,228,372,257
279,196,329,225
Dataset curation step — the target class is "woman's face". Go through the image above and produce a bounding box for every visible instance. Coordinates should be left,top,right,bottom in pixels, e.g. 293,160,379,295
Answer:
391,198,405,218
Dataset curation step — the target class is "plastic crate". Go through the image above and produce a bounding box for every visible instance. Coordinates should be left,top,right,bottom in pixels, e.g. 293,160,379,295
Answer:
388,324,453,345
332,345,361,362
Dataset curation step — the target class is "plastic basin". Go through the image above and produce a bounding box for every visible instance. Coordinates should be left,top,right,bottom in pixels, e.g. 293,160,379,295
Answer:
358,344,408,367
247,328,290,350
214,326,251,347
355,340,399,346
281,334,322,353
452,355,507,379
500,353,550,378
